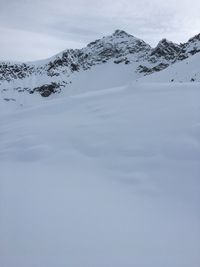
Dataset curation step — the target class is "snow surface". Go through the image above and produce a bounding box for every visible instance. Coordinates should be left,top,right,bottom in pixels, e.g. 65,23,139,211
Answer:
1,81,200,267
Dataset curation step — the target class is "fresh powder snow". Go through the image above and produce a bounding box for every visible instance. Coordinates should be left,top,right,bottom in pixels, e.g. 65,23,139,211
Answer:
1,81,200,267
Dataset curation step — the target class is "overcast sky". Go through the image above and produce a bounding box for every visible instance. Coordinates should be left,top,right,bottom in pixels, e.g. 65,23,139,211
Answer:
1,0,200,61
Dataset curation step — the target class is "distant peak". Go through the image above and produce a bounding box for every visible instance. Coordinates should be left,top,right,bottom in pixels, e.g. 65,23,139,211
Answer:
158,38,173,45
188,33,200,43
151,38,181,59
155,38,180,50
112,29,131,37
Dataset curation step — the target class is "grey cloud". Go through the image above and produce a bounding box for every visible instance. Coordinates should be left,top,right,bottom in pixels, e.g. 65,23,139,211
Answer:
0,0,200,61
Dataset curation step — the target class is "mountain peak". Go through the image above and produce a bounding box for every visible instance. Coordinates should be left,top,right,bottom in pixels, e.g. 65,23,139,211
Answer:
150,38,181,60
183,32,200,56
157,38,175,46
188,33,200,43
112,29,131,37
1,30,200,97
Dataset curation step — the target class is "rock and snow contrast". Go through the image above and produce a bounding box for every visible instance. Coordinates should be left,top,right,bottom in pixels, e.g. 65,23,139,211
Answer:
0,30,200,267
1,30,200,100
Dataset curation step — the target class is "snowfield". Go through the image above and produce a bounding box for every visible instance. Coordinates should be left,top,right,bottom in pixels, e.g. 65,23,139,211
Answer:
0,81,200,267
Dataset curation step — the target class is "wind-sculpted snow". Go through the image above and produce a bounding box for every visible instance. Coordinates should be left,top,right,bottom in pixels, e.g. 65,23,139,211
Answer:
0,83,200,267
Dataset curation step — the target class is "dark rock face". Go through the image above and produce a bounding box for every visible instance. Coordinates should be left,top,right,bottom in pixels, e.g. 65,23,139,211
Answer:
137,63,169,75
150,39,182,61
31,83,61,97
0,63,35,82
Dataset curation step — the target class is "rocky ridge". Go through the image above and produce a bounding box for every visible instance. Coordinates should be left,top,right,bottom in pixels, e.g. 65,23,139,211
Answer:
0,30,200,97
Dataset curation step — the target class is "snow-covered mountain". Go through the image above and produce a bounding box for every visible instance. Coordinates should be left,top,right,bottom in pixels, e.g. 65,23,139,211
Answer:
1,30,200,101
1,31,200,267
139,52,200,83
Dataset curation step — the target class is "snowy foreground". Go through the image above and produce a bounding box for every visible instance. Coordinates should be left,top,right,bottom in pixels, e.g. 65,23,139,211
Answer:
0,82,200,267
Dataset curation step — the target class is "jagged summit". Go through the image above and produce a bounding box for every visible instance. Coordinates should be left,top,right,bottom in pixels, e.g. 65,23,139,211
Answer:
112,29,132,37
188,33,200,43
156,38,175,46
86,30,134,49
87,29,148,47
182,33,200,56
151,38,182,60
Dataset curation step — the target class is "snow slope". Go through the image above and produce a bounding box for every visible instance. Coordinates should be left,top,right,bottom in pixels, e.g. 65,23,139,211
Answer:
0,60,140,108
139,52,200,82
1,82,200,267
